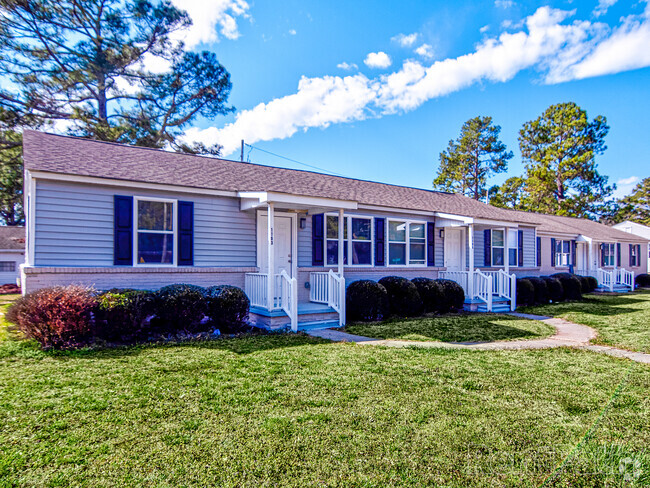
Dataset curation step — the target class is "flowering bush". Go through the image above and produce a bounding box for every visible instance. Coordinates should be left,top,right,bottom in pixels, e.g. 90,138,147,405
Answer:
6,285,97,350
95,289,156,341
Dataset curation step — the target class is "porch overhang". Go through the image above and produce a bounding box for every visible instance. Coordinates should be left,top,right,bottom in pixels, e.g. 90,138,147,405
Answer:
238,191,358,212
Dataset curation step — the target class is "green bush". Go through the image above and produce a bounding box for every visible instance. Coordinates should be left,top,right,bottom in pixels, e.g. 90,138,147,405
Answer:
153,284,208,332
551,273,582,301
434,279,465,313
586,276,598,292
635,273,650,288
346,280,389,322
96,289,156,342
6,285,97,350
524,276,548,305
516,278,535,307
542,276,564,303
205,285,250,333
411,277,445,313
578,276,591,294
378,276,423,317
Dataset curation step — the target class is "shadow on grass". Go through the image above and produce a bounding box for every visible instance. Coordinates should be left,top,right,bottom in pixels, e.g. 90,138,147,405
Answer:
520,292,649,318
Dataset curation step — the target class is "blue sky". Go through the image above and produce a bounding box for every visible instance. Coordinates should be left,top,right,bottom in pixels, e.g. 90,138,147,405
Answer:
175,0,650,198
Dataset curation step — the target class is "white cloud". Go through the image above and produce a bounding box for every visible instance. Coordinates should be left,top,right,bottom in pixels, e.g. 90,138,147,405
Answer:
594,0,618,18
480,25,491,33
415,43,435,59
169,0,250,47
183,5,650,155
337,62,359,71
364,51,392,69
392,33,419,47
495,0,515,8
613,176,640,198
288,29,297,35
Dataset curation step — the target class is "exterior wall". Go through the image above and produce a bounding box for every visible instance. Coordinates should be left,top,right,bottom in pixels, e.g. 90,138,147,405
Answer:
0,250,24,285
474,225,539,274
33,179,256,267
22,266,256,294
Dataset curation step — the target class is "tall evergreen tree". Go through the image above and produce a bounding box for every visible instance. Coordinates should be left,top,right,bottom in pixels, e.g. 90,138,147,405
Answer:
518,102,612,218
605,177,650,225
488,176,526,210
434,116,512,200
0,0,233,151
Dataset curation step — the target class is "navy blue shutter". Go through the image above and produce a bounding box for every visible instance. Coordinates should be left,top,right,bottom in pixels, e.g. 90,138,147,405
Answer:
312,214,324,266
629,244,633,267
177,201,194,266
427,222,435,266
571,240,577,267
550,238,556,268
600,243,605,267
375,218,385,266
114,195,133,266
517,230,524,267
616,243,621,267
484,229,491,266
536,236,541,267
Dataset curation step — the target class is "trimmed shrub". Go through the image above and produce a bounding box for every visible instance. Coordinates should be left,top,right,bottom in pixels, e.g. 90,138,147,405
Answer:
434,279,465,313
153,284,208,332
542,276,564,303
578,276,591,294
516,278,535,307
551,273,582,301
378,276,423,317
346,280,389,322
636,273,650,288
205,285,250,333
524,276,548,305
6,285,97,350
95,289,156,342
586,276,598,292
411,277,445,313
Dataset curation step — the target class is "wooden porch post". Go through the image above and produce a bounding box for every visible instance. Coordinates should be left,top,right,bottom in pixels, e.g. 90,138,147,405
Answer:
614,241,618,270
588,240,594,272
338,208,344,276
468,224,474,299
504,227,510,275
267,202,274,310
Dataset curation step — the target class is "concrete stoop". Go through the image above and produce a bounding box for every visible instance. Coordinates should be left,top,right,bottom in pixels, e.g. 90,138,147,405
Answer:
249,303,340,331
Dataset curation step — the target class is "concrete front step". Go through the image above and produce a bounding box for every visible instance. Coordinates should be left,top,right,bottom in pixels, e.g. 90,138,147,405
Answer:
464,294,512,313
249,303,340,330
297,320,341,332
594,285,632,293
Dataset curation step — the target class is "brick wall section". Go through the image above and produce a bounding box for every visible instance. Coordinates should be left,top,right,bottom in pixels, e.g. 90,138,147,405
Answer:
22,266,257,294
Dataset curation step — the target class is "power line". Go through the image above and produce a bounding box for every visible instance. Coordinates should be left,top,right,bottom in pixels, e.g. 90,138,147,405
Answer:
244,143,346,177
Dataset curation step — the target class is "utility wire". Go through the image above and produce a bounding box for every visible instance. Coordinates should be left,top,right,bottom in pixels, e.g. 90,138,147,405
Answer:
244,143,346,177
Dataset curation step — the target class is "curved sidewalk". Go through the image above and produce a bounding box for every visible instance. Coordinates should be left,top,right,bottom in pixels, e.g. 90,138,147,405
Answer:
307,313,650,364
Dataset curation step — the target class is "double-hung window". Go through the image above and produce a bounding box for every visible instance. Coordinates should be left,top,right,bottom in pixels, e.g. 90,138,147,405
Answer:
388,220,427,266
630,244,640,267
491,230,505,266
136,198,175,265
555,240,571,267
0,261,15,272
325,215,373,266
602,243,615,267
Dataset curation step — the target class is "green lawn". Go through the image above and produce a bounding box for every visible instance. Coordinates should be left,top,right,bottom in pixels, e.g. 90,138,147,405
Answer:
519,290,650,354
345,313,555,343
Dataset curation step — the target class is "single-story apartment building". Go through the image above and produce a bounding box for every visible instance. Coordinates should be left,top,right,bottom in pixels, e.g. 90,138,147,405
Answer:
0,226,25,285
612,220,650,271
21,131,649,330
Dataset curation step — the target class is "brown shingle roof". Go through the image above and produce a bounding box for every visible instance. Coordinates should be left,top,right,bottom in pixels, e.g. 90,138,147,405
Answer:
0,226,25,250
23,131,541,224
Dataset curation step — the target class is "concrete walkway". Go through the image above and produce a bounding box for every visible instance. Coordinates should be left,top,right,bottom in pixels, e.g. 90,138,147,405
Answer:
306,313,650,364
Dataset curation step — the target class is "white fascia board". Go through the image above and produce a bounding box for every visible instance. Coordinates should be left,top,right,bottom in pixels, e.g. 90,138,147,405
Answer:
577,235,592,243
537,230,579,239
473,218,520,228
238,191,358,210
30,170,238,197
359,204,434,217
433,212,473,224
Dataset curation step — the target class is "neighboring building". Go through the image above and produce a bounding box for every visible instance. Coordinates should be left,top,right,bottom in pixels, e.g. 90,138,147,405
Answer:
612,220,650,271
0,226,25,285
21,131,649,329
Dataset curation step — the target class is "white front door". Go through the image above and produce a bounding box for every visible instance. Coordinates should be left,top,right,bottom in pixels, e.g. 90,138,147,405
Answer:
445,228,464,271
258,214,293,277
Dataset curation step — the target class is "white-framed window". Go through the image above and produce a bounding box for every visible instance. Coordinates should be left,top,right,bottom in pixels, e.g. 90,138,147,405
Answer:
134,197,176,265
490,229,518,267
0,261,15,272
508,230,518,266
602,242,615,267
325,214,373,266
555,240,571,267
630,244,640,267
388,219,427,266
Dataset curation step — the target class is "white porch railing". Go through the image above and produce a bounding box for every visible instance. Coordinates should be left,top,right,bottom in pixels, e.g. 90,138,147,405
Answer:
309,272,329,304
279,270,298,332
245,273,269,308
473,270,493,312
328,270,346,327
616,268,635,291
597,268,614,292
438,271,469,296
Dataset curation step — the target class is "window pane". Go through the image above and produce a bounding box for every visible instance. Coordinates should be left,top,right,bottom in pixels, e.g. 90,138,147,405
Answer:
138,233,173,264
326,241,348,265
326,216,347,239
138,201,173,231
410,243,425,264
389,221,406,242
492,248,504,266
389,243,406,265
352,241,371,265
556,241,562,253
562,241,570,253
351,218,371,240
409,223,425,239
508,230,518,248
509,248,517,266
492,230,504,247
